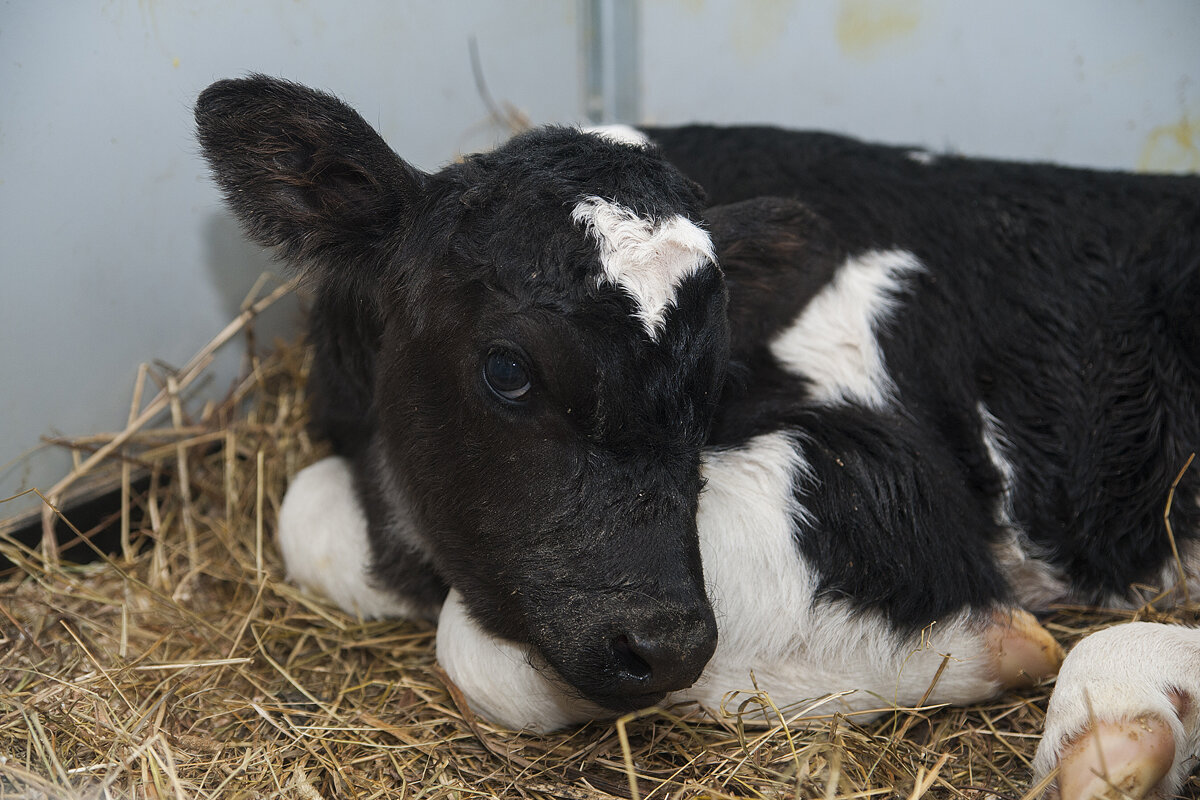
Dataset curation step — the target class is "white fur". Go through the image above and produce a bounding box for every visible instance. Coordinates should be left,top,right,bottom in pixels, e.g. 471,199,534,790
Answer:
978,402,1069,609
418,433,1006,731
1033,623,1200,795
992,532,1071,612
572,196,715,339
436,589,601,732
582,123,651,149
277,457,419,619
677,433,1001,719
907,149,937,165
978,401,1020,534
770,249,922,408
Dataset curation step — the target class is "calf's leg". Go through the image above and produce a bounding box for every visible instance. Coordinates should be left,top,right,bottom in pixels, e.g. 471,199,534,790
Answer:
1034,623,1200,799
277,457,424,620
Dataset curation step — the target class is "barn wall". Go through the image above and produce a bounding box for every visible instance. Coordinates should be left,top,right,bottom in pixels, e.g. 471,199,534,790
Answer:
1,0,1196,516
639,0,1200,171
0,1,584,515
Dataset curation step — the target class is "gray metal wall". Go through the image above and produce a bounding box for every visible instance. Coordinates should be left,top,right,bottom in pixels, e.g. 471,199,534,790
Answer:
2,0,1197,516
0,1,585,514
639,0,1200,170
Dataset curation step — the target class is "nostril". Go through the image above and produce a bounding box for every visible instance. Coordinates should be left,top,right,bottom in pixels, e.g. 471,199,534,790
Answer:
611,634,653,682
589,615,716,709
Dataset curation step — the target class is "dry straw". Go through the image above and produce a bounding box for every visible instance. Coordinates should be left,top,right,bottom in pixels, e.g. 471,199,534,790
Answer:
1,278,1197,799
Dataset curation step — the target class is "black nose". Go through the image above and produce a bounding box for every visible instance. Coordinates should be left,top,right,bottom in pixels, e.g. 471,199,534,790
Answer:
601,610,718,708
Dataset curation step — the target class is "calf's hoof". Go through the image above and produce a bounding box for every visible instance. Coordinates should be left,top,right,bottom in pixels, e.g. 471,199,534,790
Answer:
985,608,1064,688
1033,622,1200,799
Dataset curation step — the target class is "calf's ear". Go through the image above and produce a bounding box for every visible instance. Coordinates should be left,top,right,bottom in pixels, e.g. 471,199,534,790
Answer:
195,75,427,276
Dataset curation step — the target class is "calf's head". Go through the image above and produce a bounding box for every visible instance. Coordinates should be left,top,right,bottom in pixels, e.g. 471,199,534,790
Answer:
196,77,727,710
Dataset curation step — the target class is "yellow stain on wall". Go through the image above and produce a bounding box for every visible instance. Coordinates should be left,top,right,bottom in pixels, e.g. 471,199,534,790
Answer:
731,0,796,61
837,0,921,59
1138,116,1200,174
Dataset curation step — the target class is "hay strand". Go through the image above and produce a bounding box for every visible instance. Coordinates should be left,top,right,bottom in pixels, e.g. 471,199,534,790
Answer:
2,282,1199,798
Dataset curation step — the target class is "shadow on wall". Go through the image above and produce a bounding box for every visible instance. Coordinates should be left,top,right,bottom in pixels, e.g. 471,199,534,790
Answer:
0,214,304,537
201,211,305,350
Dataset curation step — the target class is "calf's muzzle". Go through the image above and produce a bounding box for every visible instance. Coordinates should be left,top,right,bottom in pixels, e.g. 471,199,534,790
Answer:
578,598,718,711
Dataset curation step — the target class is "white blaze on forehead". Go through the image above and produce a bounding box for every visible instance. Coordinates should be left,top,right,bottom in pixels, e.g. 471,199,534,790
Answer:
572,196,715,338
581,123,652,149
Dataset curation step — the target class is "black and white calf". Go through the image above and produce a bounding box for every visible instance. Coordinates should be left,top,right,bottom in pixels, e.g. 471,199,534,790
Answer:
197,78,1200,799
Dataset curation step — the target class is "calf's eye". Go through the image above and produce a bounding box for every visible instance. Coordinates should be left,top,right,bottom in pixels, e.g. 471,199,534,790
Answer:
483,351,531,402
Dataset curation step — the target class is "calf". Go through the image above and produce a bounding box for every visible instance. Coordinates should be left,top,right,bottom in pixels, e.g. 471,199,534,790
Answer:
196,78,1200,799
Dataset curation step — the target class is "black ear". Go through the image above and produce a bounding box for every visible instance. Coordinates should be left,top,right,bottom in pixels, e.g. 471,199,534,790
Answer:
704,197,841,354
195,75,427,276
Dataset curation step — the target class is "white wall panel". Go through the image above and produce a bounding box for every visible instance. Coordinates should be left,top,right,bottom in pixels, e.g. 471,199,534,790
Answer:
0,1,584,514
640,0,1199,171
2,0,1196,518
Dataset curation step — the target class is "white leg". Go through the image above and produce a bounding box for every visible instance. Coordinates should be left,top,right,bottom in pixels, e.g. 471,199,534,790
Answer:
1033,622,1200,799
281,460,596,731
277,456,418,620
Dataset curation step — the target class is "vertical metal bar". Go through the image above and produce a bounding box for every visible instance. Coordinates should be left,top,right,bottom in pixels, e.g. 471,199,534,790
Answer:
610,0,640,124
580,0,640,125
582,0,605,123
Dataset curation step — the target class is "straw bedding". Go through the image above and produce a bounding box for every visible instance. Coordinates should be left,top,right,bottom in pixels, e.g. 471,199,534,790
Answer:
2,281,1197,799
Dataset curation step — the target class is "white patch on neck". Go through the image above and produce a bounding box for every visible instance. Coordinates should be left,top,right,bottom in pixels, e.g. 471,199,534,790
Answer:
770,249,922,408
692,433,817,660
907,149,937,165
572,196,715,339
582,123,651,149
677,432,1005,721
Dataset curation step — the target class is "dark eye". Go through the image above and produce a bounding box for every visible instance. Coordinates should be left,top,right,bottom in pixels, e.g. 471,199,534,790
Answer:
483,351,531,402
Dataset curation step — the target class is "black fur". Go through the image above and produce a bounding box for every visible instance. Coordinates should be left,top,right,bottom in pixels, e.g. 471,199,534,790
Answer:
653,125,1200,610
197,79,1200,712
197,77,725,711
